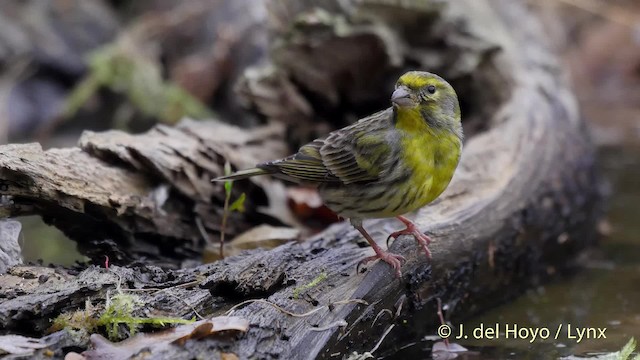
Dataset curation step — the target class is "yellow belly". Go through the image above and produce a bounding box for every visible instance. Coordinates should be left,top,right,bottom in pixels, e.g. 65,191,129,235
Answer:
321,131,461,220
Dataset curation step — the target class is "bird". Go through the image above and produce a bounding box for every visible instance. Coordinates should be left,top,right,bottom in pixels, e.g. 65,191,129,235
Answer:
214,71,463,276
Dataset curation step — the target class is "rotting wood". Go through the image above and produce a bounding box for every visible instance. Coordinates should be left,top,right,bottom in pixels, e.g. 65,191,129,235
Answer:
0,0,601,359
0,120,288,267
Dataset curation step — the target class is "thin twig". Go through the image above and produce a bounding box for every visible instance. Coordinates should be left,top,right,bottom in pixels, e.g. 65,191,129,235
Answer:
371,309,392,328
370,324,395,354
226,298,368,318
220,196,229,258
220,162,234,259
310,319,348,332
437,298,449,347
195,216,212,245
118,279,203,293
116,278,206,320
158,292,206,321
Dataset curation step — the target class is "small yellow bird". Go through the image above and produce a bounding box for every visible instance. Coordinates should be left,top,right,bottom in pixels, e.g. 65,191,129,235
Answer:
215,71,462,276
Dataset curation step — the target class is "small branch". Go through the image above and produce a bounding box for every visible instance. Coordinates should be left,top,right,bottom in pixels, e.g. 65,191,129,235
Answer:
227,299,369,318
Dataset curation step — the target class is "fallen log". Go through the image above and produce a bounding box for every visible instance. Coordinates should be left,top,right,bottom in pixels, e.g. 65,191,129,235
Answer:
0,0,601,359
0,120,288,266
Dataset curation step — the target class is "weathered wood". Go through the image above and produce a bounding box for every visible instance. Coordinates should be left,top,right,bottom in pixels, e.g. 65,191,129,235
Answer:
0,120,287,266
0,220,22,273
0,0,601,359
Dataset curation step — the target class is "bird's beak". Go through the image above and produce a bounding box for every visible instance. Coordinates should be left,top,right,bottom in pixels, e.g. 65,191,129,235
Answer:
391,86,414,107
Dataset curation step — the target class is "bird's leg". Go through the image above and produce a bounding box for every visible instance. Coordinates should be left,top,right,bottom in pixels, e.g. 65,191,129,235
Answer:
386,215,432,258
354,224,405,277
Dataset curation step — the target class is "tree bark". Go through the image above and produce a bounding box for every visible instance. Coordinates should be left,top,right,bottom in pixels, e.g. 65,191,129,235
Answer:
0,0,601,359
0,119,288,267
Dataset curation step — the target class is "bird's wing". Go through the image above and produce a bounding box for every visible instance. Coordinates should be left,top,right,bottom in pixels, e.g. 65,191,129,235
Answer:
320,109,394,184
257,108,395,185
259,139,339,183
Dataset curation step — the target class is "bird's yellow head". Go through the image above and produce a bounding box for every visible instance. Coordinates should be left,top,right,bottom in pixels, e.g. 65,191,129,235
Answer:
391,71,462,138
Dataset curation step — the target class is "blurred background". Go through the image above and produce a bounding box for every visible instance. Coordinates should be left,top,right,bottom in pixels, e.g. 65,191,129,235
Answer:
0,0,639,358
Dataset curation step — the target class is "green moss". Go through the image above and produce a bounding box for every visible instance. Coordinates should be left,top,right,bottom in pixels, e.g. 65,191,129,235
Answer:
51,293,193,341
98,293,193,340
50,300,99,334
293,271,327,299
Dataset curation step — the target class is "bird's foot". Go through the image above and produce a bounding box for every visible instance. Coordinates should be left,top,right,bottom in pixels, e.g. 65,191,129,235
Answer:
357,250,405,277
386,215,433,258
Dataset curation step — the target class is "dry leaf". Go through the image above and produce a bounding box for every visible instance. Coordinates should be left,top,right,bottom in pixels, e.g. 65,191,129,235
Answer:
221,352,240,360
230,225,300,248
254,179,303,228
0,334,47,356
203,224,299,262
287,187,339,228
65,352,86,360
82,316,249,360
431,341,469,360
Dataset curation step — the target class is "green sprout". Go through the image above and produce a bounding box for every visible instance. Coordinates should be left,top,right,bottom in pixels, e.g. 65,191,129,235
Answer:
619,338,639,360
220,161,246,258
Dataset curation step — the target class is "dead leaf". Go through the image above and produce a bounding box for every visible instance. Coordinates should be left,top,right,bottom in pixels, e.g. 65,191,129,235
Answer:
0,334,47,356
231,225,299,248
65,352,86,360
82,316,249,360
431,341,469,360
221,352,240,360
287,186,323,210
254,179,304,228
203,224,299,262
171,322,214,346
287,187,339,228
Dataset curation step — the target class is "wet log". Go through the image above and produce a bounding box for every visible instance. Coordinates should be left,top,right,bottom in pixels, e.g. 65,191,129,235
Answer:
0,0,601,359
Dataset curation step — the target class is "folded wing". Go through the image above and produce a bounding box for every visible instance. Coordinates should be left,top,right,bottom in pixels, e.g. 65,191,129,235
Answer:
258,109,394,185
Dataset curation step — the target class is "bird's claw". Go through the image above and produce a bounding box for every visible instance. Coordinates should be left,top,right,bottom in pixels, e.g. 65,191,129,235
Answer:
386,231,402,248
386,221,433,258
415,232,432,258
357,251,406,277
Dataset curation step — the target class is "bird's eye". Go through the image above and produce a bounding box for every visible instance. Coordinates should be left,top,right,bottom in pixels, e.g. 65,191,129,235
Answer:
427,85,436,94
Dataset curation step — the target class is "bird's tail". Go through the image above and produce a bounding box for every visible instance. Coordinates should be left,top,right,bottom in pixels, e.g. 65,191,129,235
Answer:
212,167,271,182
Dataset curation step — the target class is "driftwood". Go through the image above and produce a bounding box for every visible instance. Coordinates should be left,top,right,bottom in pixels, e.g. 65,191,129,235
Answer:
0,0,601,359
